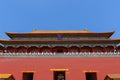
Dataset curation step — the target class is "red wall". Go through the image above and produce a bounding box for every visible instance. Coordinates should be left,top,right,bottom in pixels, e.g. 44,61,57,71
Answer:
0,57,120,80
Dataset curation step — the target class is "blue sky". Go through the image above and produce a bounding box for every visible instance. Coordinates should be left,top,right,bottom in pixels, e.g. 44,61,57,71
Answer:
0,0,120,38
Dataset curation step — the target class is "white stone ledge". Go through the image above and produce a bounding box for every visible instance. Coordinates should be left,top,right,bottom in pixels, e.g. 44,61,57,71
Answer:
0,52,120,57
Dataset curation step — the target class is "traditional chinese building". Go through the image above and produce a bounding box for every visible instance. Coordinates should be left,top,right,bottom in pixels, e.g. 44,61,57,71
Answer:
0,29,120,80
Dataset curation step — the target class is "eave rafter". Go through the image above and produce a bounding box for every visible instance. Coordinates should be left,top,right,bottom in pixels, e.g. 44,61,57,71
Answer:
0,39,120,44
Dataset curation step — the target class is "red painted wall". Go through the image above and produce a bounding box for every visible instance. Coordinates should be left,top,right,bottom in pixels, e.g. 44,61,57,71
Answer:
0,57,120,80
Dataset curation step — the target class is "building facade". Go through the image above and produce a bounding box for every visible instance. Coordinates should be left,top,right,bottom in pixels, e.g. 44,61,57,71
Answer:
0,29,120,80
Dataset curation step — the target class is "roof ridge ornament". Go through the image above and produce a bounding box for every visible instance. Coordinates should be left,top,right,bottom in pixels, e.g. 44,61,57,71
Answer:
32,28,37,32
83,28,88,31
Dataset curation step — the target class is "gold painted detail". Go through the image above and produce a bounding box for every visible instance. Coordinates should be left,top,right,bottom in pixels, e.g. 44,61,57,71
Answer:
83,70,98,73
22,71,36,73
50,69,69,71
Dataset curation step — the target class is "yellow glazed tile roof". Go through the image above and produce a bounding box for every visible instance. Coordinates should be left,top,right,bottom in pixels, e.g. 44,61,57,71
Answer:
30,29,91,33
107,74,120,78
0,74,11,78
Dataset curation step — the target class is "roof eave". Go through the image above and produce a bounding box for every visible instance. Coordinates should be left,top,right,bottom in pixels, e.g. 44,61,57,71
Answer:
5,31,115,38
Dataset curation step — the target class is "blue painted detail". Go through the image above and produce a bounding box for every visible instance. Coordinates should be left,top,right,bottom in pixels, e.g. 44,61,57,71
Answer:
58,34,62,40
